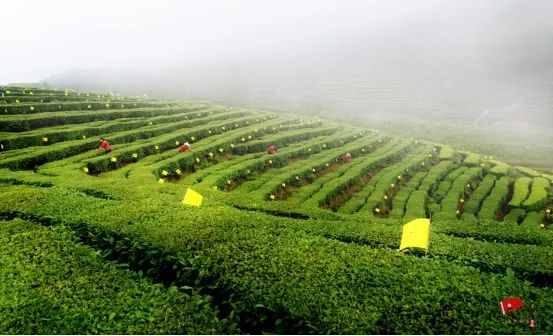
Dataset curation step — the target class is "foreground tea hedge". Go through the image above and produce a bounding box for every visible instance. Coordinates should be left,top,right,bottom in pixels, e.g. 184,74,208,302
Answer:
0,218,223,334
0,185,551,334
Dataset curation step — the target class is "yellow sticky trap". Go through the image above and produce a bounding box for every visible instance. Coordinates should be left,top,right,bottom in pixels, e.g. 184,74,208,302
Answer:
546,209,551,214
175,141,180,145
397,175,402,180
158,178,165,184
195,157,200,163
268,160,273,164
374,208,381,213
241,137,246,142
270,195,276,200
326,163,329,167
88,105,92,109
221,126,225,130
227,180,232,185
15,99,20,103
175,168,182,175
308,148,312,152
212,186,218,190
384,195,388,200
190,136,195,141
132,153,138,158
105,103,110,107
149,121,153,125
390,183,395,188
254,129,258,132
83,135,86,139
248,135,252,140
110,157,117,162
42,137,48,142
208,130,211,134
296,176,300,180
230,144,234,148
155,145,159,150
281,183,286,187
209,152,214,157
30,106,34,111
218,148,224,153
312,168,316,172
162,170,169,176
83,167,89,173
323,144,326,148
540,223,545,229
399,218,431,252
460,199,465,203
428,154,432,158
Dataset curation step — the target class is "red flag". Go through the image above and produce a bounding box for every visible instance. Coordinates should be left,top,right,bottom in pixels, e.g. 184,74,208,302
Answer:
500,297,523,315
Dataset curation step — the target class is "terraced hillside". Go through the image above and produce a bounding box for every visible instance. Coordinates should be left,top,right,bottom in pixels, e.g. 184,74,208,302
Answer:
1,86,553,334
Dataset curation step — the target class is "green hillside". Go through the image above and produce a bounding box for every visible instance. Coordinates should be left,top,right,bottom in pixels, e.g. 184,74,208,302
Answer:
1,86,552,334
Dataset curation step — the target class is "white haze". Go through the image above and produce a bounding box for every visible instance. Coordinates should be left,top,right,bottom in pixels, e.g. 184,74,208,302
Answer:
2,0,553,128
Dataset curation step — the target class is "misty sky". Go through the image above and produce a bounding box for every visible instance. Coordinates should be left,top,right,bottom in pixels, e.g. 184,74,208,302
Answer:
1,0,429,83
2,0,552,128
2,0,533,83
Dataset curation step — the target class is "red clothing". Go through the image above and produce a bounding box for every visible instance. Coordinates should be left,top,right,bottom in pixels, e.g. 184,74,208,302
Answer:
99,140,112,153
343,153,351,163
267,145,277,154
178,143,191,152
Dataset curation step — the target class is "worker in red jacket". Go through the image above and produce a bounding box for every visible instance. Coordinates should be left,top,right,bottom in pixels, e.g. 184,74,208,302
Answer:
343,152,351,163
267,145,277,154
97,138,112,153
178,142,191,153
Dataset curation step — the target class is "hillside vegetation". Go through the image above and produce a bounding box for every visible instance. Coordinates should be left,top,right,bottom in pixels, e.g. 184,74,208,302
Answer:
1,86,552,334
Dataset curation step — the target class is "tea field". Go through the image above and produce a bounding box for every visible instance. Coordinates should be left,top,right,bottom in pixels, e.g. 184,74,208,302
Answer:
1,86,552,334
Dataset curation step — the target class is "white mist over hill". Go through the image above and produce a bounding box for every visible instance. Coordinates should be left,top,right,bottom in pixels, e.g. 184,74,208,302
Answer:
2,0,552,128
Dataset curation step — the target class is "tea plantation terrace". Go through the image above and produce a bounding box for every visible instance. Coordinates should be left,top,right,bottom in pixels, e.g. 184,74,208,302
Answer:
0,86,552,334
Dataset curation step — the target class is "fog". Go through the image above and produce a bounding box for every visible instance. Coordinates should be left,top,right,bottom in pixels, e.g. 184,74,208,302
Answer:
2,0,553,129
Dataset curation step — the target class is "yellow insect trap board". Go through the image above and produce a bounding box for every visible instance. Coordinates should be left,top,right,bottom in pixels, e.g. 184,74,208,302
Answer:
182,188,203,207
399,218,430,252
